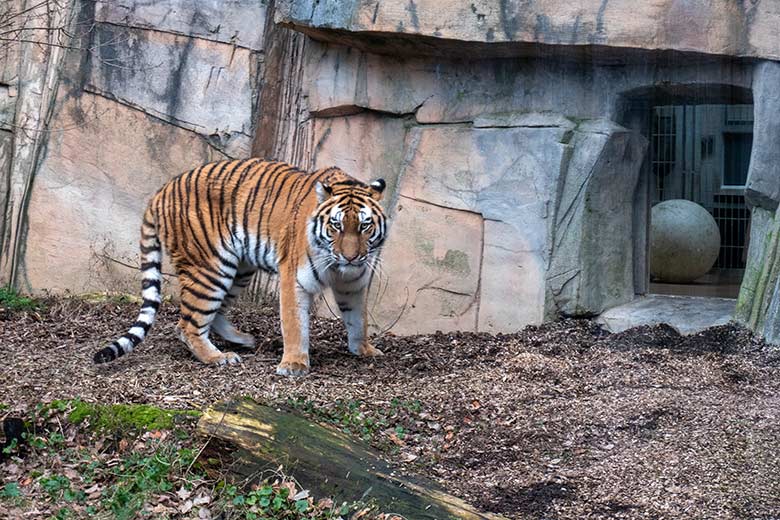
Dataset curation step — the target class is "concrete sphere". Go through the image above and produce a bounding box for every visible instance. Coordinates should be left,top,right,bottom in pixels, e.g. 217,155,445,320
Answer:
650,200,721,283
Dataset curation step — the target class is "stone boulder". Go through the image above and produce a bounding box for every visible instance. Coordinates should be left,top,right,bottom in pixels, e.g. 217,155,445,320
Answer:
649,200,721,284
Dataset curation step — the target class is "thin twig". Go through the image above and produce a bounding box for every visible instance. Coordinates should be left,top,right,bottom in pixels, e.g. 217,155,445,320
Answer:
96,252,176,278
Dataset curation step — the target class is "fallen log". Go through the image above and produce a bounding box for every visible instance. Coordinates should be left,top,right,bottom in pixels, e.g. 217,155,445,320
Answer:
197,399,506,520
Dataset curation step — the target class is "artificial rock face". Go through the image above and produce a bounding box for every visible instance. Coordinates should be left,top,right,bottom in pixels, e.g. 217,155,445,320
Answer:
6,0,779,339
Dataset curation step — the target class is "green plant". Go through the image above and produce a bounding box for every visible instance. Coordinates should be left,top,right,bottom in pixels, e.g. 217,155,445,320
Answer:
213,478,374,519
0,482,21,499
39,475,72,500
100,443,202,519
0,286,39,311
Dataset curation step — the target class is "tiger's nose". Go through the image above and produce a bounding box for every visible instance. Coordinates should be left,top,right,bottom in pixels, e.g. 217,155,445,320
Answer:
344,252,359,262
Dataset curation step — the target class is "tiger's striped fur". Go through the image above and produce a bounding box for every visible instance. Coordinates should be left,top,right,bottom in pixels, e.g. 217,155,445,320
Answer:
93,159,388,375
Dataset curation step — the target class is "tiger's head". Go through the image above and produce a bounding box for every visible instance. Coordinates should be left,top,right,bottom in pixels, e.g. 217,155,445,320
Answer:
311,178,387,270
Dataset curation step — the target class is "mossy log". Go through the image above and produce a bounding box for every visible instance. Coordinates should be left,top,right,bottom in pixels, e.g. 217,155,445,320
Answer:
197,399,505,520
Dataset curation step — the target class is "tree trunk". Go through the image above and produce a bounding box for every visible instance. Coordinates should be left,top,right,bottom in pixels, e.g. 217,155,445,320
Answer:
197,399,506,520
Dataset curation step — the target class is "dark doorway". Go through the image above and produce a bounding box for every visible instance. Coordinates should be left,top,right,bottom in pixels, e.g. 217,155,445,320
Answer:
647,103,752,298
617,84,754,299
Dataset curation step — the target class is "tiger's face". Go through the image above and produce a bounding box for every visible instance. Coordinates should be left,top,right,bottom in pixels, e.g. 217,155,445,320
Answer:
312,178,387,270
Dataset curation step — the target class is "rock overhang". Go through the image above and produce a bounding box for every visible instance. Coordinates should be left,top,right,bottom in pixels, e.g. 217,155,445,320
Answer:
275,0,780,62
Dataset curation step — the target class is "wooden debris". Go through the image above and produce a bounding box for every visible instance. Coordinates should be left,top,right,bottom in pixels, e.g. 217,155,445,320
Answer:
197,399,506,520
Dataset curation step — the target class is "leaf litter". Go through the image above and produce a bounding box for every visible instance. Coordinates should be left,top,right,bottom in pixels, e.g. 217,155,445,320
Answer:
1,297,780,519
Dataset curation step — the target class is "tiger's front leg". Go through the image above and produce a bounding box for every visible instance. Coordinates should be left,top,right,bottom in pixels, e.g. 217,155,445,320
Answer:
333,286,383,357
276,264,313,376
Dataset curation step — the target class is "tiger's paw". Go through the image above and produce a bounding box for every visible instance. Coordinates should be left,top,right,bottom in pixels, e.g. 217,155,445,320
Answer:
276,357,310,377
213,352,242,366
357,342,384,357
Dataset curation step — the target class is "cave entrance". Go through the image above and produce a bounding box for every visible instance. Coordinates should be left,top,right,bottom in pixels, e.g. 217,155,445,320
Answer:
620,85,754,299
648,103,752,298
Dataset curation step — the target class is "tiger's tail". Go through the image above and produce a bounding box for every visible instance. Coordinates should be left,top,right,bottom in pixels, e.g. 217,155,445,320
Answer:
94,204,162,364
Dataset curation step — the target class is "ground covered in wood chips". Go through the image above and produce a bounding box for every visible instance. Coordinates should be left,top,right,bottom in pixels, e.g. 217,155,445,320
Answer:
2,297,780,519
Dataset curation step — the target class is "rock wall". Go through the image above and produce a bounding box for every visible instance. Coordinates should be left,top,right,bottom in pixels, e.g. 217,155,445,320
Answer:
276,0,780,61
3,0,266,293
2,0,779,337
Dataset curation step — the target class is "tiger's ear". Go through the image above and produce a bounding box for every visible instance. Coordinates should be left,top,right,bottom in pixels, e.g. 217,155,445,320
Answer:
369,179,386,200
315,182,333,203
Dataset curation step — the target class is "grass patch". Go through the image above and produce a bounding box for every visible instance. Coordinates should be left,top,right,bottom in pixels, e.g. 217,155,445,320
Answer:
0,286,40,311
52,399,200,432
1,401,392,519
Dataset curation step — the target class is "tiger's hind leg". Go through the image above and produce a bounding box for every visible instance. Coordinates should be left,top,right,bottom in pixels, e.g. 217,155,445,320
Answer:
212,265,256,347
177,267,241,365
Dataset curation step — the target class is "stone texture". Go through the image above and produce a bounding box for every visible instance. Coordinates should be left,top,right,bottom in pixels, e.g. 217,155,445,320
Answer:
21,91,225,294
388,123,571,332
736,204,780,346
478,220,545,332
547,120,646,316
597,295,735,335
96,0,268,51
85,24,256,157
302,42,753,124
735,206,780,344
363,116,648,333
0,9,21,85
371,197,482,335
0,130,12,255
735,207,775,326
1,0,74,286
304,42,433,116
745,61,780,211
399,125,569,224
0,85,15,130
310,112,408,206
277,0,780,61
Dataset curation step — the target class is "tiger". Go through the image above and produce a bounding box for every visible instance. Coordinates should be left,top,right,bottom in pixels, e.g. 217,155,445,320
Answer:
93,158,388,376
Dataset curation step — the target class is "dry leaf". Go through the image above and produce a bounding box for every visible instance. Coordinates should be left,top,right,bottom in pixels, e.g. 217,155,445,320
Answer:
177,487,192,501
291,489,310,501
317,497,334,509
193,494,211,506
387,432,404,446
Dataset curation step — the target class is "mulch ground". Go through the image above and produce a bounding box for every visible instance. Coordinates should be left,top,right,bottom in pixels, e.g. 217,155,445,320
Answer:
2,297,780,519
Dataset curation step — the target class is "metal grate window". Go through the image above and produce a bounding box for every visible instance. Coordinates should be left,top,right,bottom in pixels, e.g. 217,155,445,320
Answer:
649,103,753,276
712,194,750,269
651,107,676,204
725,104,754,126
